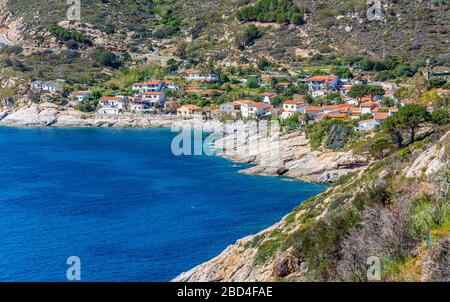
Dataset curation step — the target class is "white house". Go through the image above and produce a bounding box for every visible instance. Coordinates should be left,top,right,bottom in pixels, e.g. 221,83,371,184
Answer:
281,100,308,120
130,99,151,112
360,102,379,115
99,96,127,111
70,91,93,103
183,69,219,82
177,104,202,119
98,107,120,115
31,80,64,93
163,80,180,91
344,97,359,106
132,80,164,92
306,75,340,91
357,119,380,131
261,92,277,104
142,91,165,107
245,102,273,119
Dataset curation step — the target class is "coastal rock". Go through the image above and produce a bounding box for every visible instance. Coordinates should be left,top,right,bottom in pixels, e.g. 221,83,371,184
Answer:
54,110,95,127
221,131,369,183
405,132,449,178
0,111,8,120
276,167,289,176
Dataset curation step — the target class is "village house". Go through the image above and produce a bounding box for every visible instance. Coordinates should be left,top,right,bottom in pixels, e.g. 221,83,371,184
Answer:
306,75,340,91
132,80,164,93
322,104,354,115
340,85,353,96
31,80,65,93
344,97,359,106
325,113,349,120
70,90,93,104
164,100,181,113
305,106,324,122
163,80,180,91
177,104,202,119
276,82,291,90
311,89,329,98
360,101,381,115
281,100,308,120
357,111,391,131
220,101,243,120
260,74,287,86
183,69,219,82
349,108,362,119
357,119,380,132
99,96,127,110
261,92,277,104
246,102,275,119
193,107,212,121
141,91,166,107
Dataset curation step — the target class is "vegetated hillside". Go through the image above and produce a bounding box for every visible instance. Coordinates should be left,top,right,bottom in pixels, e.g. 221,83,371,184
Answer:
176,127,450,282
2,0,449,65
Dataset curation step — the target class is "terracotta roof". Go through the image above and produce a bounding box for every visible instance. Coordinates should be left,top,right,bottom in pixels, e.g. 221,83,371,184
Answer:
185,89,202,93
237,100,254,105
143,92,162,95
307,75,337,82
305,106,323,111
261,92,277,97
326,113,348,119
72,91,92,95
323,104,354,110
250,102,270,108
361,102,378,107
99,96,123,101
284,100,306,105
179,104,201,110
374,112,389,120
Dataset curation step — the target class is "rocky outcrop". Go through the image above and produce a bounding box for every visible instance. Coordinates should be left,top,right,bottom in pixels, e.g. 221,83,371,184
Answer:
0,104,223,130
405,132,450,178
218,130,369,183
422,238,450,282
0,103,58,126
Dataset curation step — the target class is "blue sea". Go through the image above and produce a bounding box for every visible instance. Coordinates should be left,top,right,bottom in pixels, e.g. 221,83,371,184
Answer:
0,126,326,281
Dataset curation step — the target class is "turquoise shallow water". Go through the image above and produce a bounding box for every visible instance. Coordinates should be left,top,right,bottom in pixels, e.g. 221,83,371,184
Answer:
0,126,326,281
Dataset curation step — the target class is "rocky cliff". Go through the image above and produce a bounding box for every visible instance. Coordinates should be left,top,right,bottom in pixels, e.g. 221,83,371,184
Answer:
175,129,450,282
218,129,368,183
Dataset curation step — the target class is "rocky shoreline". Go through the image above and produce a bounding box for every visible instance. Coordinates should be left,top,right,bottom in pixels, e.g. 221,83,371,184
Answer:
0,102,221,129
1,103,370,184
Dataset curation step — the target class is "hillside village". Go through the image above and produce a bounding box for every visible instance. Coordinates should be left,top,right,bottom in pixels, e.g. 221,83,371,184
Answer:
23,65,450,135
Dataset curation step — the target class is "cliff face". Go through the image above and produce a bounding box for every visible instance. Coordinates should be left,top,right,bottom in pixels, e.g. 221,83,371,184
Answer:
218,130,368,183
175,129,450,282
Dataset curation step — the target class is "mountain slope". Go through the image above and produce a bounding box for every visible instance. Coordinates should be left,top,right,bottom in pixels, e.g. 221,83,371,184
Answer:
175,128,450,282
1,0,449,65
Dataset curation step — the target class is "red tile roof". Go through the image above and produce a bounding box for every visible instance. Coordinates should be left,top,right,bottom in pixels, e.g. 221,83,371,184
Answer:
284,100,306,105
374,112,389,120
307,75,337,82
